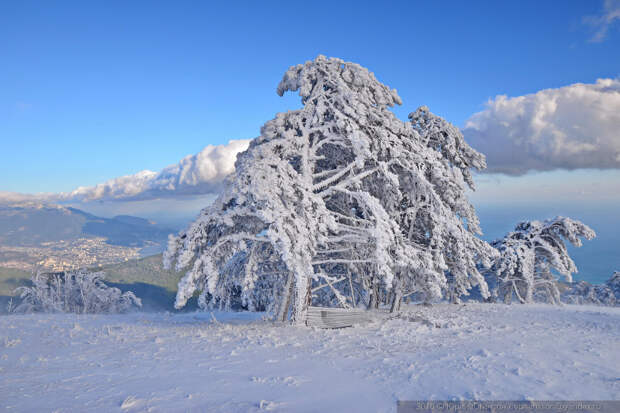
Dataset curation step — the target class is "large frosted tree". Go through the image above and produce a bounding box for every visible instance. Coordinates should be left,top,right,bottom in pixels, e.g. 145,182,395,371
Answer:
164,56,495,322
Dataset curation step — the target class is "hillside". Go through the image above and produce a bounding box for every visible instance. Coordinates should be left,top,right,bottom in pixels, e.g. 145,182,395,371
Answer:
0,266,30,296
99,254,181,292
95,254,192,311
0,266,30,311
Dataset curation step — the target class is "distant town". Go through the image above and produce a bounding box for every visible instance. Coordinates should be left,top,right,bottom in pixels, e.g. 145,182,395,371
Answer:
0,237,144,272
0,202,173,272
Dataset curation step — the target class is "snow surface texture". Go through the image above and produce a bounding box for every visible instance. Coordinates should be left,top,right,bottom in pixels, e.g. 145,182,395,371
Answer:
1,303,618,412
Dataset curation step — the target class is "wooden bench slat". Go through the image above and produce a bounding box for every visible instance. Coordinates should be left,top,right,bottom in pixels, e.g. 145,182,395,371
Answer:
305,306,370,328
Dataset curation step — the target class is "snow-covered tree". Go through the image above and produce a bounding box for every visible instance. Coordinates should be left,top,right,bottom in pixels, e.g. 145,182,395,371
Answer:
562,271,619,306
12,270,141,314
489,217,596,304
608,271,620,297
563,281,616,306
164,55,495,323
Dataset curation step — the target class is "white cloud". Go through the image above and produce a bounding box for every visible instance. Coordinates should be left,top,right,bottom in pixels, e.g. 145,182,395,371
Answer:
0,191,47,204
585,0,620,42
464,78,620,175
61,139,251,201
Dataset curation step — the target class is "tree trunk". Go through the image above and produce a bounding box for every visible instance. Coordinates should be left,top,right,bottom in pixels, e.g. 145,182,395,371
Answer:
503,283,512,304
368,283,378,310
524,282,533,304
367,290,374,310
546,284,561,305
347,269,356,307
388,290,394,311
292,275,312,325
374,283,380,309
278,273,294,322
390,291,401,313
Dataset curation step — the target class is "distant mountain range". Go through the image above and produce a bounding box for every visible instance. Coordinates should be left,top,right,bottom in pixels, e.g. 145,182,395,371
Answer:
0,202,175,248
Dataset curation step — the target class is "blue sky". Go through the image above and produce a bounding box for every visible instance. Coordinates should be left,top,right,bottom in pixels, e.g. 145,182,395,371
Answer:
1,0,619,192
1,1,619,281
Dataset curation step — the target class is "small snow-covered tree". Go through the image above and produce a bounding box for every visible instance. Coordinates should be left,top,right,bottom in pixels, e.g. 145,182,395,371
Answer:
164,55,495,322
563,271,619,306
489,217,595,304
12,270,141,314
607,271,620,298
562,279,617,306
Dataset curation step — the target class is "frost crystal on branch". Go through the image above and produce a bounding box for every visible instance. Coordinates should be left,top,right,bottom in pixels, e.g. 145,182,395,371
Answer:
164,56,495,322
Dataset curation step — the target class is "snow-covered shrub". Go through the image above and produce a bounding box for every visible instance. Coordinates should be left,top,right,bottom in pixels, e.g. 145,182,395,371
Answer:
164,55,495,322
489,217,596,304
562,271,619,306
12,270,141,314
607,271,620,297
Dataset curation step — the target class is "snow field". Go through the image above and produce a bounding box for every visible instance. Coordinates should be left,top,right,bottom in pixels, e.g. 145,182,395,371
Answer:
1,303,618,412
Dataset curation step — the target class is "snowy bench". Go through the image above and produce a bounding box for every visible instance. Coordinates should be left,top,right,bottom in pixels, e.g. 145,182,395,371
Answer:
305,306,369,328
